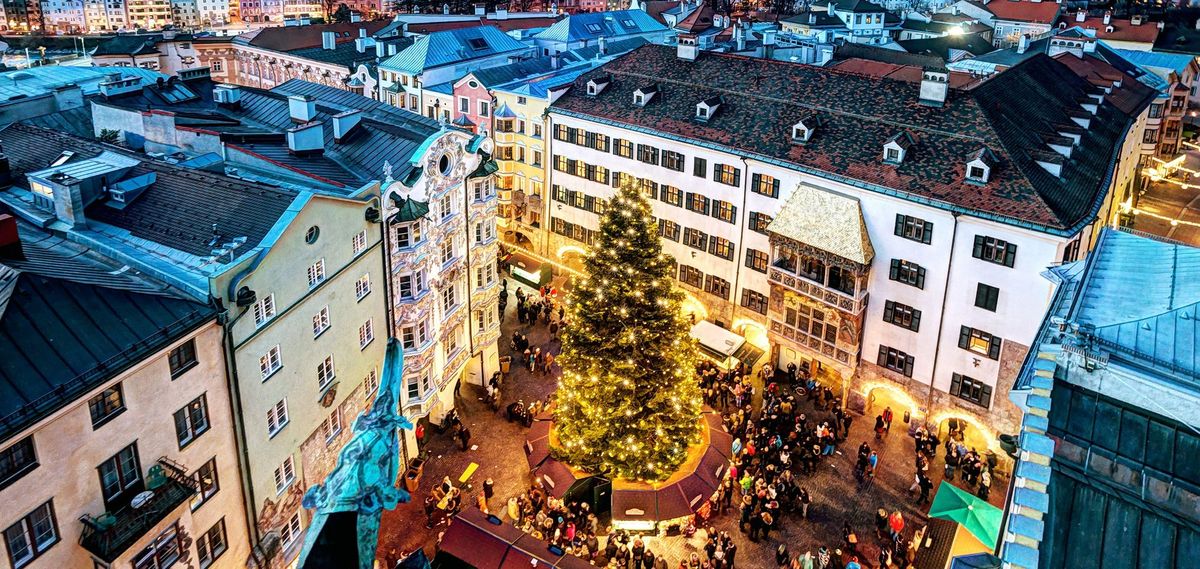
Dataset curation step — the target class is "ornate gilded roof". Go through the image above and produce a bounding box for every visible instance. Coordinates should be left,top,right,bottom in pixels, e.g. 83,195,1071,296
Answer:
767,183,874,265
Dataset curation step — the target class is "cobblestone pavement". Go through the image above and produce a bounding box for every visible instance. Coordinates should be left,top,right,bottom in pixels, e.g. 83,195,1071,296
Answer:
377,283,1009,568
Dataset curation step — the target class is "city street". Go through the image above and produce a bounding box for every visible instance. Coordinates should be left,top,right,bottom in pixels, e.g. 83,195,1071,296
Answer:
1135,143,1200,246
377,283,1009,568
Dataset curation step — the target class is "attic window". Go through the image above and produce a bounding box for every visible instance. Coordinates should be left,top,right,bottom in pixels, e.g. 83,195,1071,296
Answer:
883,132,914,165
585,23,603,33
885,147,902,163
634,92,645,106
467,38,488,50
966,147,995,184
967,165,988,182
696,106,709,119
633,87,657,107
622,18,636,27
793,124,809,142
792,115,821,143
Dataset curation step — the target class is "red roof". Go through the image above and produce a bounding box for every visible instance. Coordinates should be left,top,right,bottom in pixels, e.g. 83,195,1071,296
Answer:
1066,16,1161,44
985,1,1061,25
830,58,982,89
242,21,391,51
676,6,716,33
642,1,682,24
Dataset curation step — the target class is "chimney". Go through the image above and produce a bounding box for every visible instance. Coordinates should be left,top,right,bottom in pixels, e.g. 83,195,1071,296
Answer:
919,69,949,107
214,84,242,106
1017,33,1030,54
1102,11,1111,25
474,3,485,16
735,21,746,51
333,110,362,142
827,2,835,15
355,35,375,53
287,121,326,155
98,76,142,98
677,34,698,60
1195,18,1200,31
443,3,450,14
0,214,22,260
351,12,361,22
551,53,560,69
598,36,607,55
322,31,336,50
1131,14,1143,26
495,7,509,19
43,172,88,229
376,41,387,57
1075,10,1085,23
288,94,317,123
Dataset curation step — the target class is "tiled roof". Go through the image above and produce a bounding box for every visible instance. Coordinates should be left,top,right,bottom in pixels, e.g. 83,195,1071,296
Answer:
0,220,211,441
814,0,888,13
985,1,1061,24
552,44,1144,232
533,10,668,43
379,26,530,74
831,58,982,89
1067,16,1161,44
675,5,716,33
287,38,412,71
1048,52,1158,115
767,184,874,264
1111,47,1197,76
898,32,996,59
0,123,298,258
833,42,948,69
91,33,193,56
1154,20,1200,55
641,1,681,24
238,21,391,52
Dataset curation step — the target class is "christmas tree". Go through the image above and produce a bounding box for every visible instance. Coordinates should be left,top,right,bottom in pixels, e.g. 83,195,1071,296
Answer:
553,178,703,482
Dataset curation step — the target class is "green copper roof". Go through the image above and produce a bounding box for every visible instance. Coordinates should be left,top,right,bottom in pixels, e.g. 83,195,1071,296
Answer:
389,195,429,222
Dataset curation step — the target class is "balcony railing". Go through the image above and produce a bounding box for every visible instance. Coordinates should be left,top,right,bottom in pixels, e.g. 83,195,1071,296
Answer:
79,458,198,563
767,265,869,314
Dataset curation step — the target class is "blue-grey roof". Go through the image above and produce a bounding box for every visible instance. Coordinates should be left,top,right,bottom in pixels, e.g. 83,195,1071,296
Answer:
491,38,649,99
1112,48,1196,76
0,65,164,101
379,26,530,74
0,219,212,442
1073,229,1200,386
533,10,667,43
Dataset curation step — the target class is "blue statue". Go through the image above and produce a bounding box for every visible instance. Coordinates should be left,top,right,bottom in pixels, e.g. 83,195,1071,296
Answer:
298,338,414,569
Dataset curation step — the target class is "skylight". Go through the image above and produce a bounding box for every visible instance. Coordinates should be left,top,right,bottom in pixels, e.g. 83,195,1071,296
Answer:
585,23,603,33
622,19,636,27
467,38,488,50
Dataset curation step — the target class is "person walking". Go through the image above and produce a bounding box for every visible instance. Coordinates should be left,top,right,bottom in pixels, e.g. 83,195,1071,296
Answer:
458,425,472,451
978,467,992,500
424,495,437,528
798,486,812,519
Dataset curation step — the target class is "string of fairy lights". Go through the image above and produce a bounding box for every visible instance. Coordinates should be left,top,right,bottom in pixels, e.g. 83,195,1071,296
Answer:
1128,143,1200,229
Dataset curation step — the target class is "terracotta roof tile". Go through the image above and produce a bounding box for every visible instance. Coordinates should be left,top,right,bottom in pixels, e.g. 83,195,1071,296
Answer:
986,1,1061,24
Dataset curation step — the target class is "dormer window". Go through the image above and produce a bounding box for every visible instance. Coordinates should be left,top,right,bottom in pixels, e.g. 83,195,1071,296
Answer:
633,85,658,107
965,147,996,184
883,132,914,164
696,96,722,122
586,75,610,96
791,114,823,144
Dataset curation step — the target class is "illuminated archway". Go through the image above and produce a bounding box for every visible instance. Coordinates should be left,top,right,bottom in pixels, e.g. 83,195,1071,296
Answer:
930,411,997,453
556,245,587,272
732,318,769,351
862,383,921,421
679,292,709,321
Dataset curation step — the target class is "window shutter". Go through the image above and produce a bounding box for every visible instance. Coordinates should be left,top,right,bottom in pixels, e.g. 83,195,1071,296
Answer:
612,139,621,155
894,214,904,236
877,345,888,367
917,267,926,289
903,356,914,377
974,284,986,308
923,221,933,244
713,166,721,183
1005,243,1018,267
980,384,993,408
883,301,895,323
988,337,1002,360
958,326,971,350
730,205,738,222
734,168,741,186
772,178,780,197
912,310,921,332
950,373,962,397
889,259,900,280
972,235,985,258
752,173,761,193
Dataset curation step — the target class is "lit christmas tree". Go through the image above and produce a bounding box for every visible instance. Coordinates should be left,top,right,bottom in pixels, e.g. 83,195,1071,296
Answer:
553,178,703,482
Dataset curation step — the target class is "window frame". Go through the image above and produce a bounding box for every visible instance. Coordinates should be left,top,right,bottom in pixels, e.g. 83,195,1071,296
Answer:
88,384,126,429
876,345,915,377
173,394,211,449
950,373,993,408
168,339,198,378
894,214,933,244
196,518,228,569
975,283,999,312
2,501,58,569
882,300,921,332
267,399,289,437
959,326,1002,360
191,458,220,512
0,437,38,491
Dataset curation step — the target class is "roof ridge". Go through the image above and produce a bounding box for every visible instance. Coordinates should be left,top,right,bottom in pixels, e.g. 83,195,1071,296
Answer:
605,66,991,145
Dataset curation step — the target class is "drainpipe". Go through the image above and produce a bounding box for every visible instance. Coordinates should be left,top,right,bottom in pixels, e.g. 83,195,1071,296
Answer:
925,212,960,429
376,191,408,466
216,297,263,555
731,156,751,327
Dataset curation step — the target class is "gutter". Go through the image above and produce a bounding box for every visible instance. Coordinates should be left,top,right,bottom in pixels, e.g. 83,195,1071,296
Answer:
925,212,959,420
217,298,264,552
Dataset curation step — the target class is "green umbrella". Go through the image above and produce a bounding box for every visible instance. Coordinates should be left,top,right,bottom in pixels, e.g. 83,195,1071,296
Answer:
928,481,1003,547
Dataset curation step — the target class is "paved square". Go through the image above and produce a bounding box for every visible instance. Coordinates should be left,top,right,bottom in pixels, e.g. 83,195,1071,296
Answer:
378,283,1008,568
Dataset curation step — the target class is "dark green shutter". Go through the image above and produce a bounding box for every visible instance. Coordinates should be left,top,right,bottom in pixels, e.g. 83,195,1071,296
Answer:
988,337,1002,360
950,373,962,397
958,326,971,350
883,300,895,323
733,168,741,186
1005,243,1018,267
923,221,933,244
917,267,926,289
903,356,914,377
752,173,761,194
912,309,921,332
877,345,888,367
894,214,905,237
772,178,780,197
889,259,900,280
730,205,738,223
980,384,993,408
713,165,721,183
973,235,985,259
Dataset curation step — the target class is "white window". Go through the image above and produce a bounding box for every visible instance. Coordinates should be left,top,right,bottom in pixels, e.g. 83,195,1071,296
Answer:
317,355,336,389
458,96,469,113
401,320,429,350
266,399,289,437
440,194,452,219
395,223,421,248
322,408,342,444
447,324,461,354
307,259,326,288
260,346,282,380
359,319,375,349
442,284,457,313
364,368,379,400
440,239,454,264
312,306,331,337
479,100,490,117
281,512,302,547
253,294,275,327
3,502,57,568
352,230,367,255
356,273,371,300
398,273,415,298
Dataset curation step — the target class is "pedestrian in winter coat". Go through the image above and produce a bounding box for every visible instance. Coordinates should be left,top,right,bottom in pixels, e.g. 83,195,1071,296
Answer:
776,544,790,568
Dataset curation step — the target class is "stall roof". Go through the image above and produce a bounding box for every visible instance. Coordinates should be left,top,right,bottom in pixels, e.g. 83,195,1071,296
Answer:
437,510,523,569
691,320,744,358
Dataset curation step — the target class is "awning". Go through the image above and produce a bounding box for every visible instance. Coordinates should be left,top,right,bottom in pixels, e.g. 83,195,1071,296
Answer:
525,420,552,469
437,509,524,569
691,321,744,359
766,183,874,265
500,534,563,569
